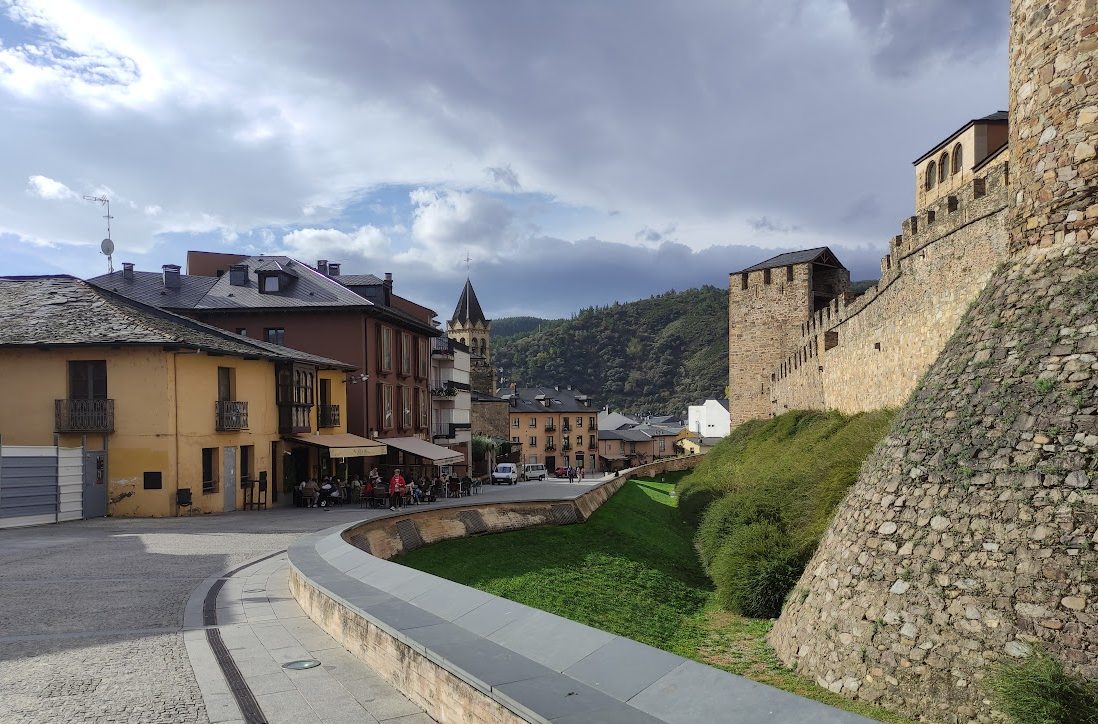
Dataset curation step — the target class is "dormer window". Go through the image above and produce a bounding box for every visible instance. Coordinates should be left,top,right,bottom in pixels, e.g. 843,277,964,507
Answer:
259,272,280,293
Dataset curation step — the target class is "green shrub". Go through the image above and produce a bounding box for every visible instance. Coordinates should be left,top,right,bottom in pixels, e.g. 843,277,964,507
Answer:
710,522,810,618
695,492,784,571
676,409,895,615
989,650,1098,724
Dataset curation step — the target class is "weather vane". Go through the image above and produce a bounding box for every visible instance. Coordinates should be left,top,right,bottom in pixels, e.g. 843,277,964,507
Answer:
83,195,115,273
463,251,472,275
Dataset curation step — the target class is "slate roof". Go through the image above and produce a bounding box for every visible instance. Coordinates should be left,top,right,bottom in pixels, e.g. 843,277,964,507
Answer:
598,411,639,431
451,278,488,325
913,110,1009,164
505,387,598,413
90,256,440,336
0,275,354,369
337,273,385,286
737,247,845,273
471,391,507,403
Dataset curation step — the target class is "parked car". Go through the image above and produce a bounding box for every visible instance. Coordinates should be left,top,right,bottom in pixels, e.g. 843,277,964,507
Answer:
491,463,519,485
523,464,547,481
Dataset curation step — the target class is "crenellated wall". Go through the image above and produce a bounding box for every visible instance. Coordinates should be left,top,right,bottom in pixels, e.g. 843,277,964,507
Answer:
771,163,1010,415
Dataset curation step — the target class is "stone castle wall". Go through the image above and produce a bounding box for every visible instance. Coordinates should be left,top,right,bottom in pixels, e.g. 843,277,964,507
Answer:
728,263,814,426
771,163,1010,415
770,0,1098,720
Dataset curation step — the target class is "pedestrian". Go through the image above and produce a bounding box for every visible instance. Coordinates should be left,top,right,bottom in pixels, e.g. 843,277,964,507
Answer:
567,466,575,484
388,468,406,511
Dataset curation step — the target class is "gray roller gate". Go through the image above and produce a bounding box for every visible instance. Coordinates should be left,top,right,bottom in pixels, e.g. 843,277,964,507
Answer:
0,442,86,529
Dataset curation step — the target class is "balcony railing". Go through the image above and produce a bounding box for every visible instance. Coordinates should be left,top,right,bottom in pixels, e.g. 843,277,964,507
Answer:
55,398,114,433
587,422,597,431
544,422,556,432
318,404,340,428
215,400,249,431
588,439,598,450
544,443,556,451
562,443,572,452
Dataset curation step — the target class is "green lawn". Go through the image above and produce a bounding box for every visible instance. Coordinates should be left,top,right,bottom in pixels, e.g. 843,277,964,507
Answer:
395,475,912,722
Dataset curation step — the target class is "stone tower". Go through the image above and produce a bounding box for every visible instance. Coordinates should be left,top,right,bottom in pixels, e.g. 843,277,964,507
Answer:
769,1,1097,720
727,247,849,427
446,278,495,393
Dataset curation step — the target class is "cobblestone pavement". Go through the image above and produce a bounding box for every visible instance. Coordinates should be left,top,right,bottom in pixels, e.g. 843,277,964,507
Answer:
0,480,598,723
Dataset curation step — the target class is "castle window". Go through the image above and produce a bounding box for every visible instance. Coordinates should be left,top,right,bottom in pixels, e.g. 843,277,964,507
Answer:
926,161,937,189
740,273,748,290
480,339,486,356
951,144,963,175
973,177,986,199
763,268,771,285
786,265,793,282
938,153,948,182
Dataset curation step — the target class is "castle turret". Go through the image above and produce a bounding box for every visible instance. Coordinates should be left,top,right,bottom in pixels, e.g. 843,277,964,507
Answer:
446,278,495,393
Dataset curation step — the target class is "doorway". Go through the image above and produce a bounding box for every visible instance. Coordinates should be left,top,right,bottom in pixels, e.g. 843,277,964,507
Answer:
222,446,237,512
82,450,108,518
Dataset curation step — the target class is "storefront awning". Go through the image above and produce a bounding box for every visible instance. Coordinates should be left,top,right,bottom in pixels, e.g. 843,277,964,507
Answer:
382,436,465,464
287,433,387,458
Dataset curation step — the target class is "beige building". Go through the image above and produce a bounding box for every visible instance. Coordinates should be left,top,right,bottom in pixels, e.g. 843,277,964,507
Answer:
446,278,496,394
913,110,1008,212
503,386,599,472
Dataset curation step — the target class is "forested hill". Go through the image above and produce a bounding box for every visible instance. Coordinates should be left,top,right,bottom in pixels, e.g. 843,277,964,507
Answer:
492,286,729,415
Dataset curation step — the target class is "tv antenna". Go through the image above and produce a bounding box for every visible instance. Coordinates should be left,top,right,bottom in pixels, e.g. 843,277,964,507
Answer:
83,195,115,273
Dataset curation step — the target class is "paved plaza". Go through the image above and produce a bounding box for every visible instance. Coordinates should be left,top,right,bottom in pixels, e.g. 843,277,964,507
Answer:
0,479,601,723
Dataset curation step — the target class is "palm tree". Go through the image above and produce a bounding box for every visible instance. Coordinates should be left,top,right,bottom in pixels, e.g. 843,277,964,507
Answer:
472,434,499,477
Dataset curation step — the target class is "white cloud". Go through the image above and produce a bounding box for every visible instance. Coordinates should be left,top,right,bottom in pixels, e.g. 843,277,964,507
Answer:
26,174,77,200
281,225,390,263
406,188,515,266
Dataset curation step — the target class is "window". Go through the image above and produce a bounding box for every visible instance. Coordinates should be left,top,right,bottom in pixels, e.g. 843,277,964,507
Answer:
659,438,666,453
143,471,162,490
240,445,253,480
763,268,771,285
264,328,285,346
588,416,595,429
577,435,583,445
217,367,235,402
576,417,582,426
952,143,963,175
512,436,520,444
740,273,748,290
938,153,948,182
512,417,519,427
235,328,248,337
480,339,486,356
293,370,314,405
417,388,428,428
258,273,281,293
320,378,331,406
201,447,218,494
417,338,428,379
926,161,937,189
381,384,394,429
786,265,794,282
529,417,536,427
378,326,393,372
400,333,412,376
546,437,555,449
68,360,107,399
400,385,412,428
529,436,537,447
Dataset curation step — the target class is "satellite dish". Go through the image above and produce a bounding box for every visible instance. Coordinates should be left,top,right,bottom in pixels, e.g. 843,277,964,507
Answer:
100,238,115,255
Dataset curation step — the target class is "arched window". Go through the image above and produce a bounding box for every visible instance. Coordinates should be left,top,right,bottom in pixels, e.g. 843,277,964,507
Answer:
471,337,478,351
938,153,948,182
459,337,465,345
952,144,963,175
480,339,487,356
926,161,937,189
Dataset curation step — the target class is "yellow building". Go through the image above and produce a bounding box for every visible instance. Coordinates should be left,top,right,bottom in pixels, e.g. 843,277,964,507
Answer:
503,386,599,472
913,110,1008,212
0,276,369,517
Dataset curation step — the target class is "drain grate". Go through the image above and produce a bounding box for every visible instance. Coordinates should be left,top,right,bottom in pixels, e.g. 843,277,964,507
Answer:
457,510,488,535
548,504,579,525
394,519,425,551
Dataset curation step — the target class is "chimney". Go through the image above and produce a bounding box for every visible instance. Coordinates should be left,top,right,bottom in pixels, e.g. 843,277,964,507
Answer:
229,264,249,287
317,260,328,276
327,262,340,276
122,262,134,280
162,264,181,289
383,272,393,289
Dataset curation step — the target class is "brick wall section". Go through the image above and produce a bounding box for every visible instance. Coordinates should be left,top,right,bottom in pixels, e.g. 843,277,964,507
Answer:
728,265,814,426
471,398,509,440
771,164,1010,415
769,2,1098,720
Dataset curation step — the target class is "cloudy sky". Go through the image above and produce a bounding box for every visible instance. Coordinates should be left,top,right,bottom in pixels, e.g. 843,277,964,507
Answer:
0,0,1007,319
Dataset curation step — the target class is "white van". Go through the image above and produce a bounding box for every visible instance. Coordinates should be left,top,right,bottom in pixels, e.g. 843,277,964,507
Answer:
491,463,519,485
523,464,547,481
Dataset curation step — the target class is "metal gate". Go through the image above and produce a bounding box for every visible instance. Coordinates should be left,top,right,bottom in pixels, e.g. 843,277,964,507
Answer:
82,450,108,519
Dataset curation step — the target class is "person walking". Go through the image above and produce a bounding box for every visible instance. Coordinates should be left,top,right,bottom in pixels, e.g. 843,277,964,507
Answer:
388,468,406,511
567,466,575,484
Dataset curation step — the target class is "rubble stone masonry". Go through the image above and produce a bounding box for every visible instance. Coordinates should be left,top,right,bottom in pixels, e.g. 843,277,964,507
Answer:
770,0,1098,720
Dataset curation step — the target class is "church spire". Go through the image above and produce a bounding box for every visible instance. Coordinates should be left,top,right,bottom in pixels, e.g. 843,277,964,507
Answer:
451,278,488,326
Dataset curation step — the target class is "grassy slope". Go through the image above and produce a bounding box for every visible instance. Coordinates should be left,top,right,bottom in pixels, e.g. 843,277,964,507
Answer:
397,473,911,722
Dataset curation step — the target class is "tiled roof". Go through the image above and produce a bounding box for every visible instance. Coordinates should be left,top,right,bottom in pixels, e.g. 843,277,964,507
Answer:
451,278,488,325
737,247,845,273
0,275,354,369
89,270,217,309
598,411,638,431
337,273,385,286
913,110,1009,164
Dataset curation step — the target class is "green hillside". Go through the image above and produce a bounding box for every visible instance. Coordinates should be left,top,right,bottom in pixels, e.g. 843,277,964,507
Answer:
492,286,729,414
491,316,558,338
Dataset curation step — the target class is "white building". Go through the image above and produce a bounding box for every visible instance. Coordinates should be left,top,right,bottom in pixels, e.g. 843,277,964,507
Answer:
687,399,731,439
430,337,472,467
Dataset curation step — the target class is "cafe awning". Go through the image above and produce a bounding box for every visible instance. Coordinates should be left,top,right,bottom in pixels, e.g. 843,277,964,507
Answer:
287,433,387,458
382,436,465,464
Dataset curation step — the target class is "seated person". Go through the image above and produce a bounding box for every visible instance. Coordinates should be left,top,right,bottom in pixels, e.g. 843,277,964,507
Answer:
301,479,320,508
409,480,424,504
319,479,335,508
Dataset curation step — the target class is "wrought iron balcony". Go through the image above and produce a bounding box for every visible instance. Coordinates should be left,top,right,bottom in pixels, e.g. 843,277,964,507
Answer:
587,422,597,431
215,400,249,431
588,439,598,450
544,422,556,432
544,442,556,451
318,404,340,428
55,398,114,433
562,442,572,452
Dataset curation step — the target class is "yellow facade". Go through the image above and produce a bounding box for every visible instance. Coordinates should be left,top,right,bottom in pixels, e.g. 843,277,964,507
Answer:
0,346,346,517
508,408,599,468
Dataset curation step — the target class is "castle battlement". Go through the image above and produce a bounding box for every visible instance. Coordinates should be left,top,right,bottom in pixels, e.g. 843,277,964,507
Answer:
788,161,1010,368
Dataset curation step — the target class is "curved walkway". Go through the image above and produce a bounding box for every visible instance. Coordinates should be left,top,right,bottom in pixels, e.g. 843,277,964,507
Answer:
0,479,599,723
